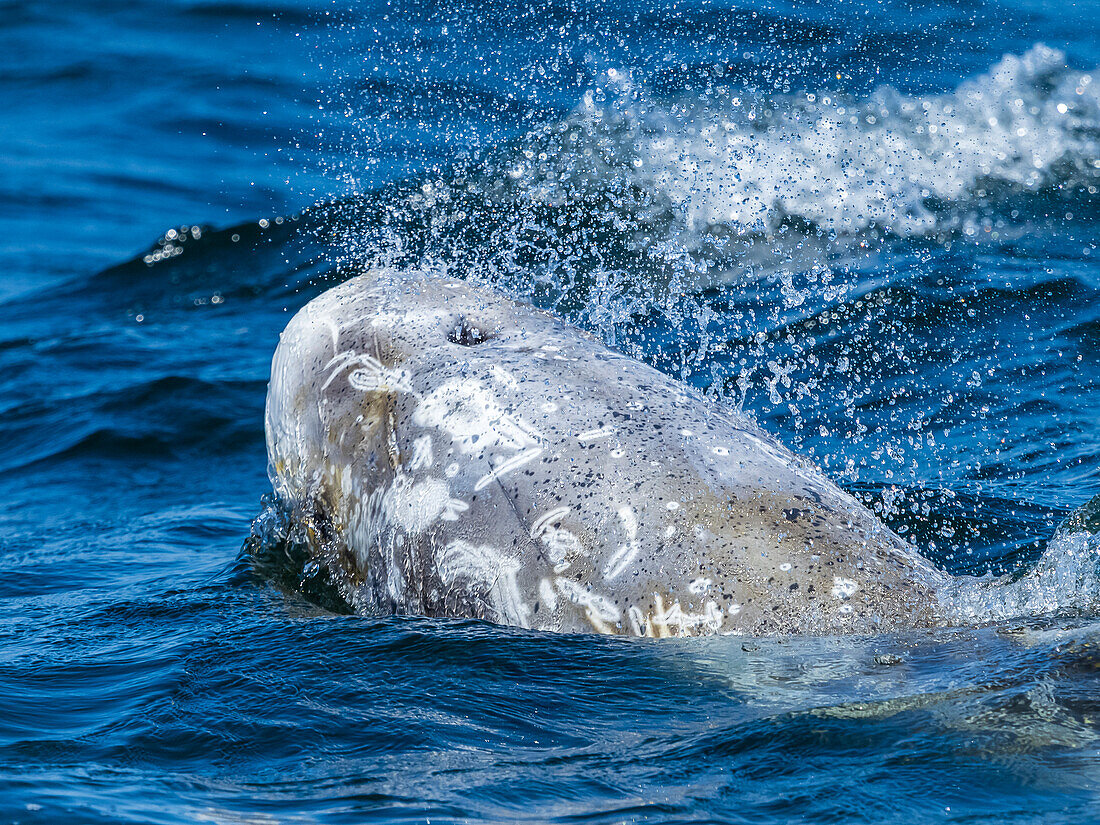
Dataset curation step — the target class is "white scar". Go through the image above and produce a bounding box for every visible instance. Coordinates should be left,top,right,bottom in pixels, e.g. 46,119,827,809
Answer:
832,577,859,600
322,351,416,396
555,578,620,632
437,540,531,628
383,476,468,533
539,578,559,612
576,426,615,442
530,507,571,538
603,506,640,580
410,435,434,470
488,364,518,389
322,316,342,355
474,447,544,492
413,379,542,453
654,600,724,636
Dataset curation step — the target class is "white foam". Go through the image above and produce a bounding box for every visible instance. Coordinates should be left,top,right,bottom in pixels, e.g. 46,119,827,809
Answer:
941,530,1100,624
515,45,1098,243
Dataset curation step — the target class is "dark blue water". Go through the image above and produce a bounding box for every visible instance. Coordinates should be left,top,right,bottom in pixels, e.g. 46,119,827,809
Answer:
3,0,1100,821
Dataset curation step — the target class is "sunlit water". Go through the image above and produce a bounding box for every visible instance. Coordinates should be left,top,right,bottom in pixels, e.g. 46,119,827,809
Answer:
2,0,1099,821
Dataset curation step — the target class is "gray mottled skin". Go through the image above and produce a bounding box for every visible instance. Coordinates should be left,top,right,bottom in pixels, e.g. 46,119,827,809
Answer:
266,270,951,636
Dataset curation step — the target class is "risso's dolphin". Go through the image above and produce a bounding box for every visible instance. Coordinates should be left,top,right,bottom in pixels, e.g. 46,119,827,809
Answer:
265,270,953,636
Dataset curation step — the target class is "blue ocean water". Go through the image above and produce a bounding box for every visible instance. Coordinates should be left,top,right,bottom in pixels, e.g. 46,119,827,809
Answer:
2,0,1100,821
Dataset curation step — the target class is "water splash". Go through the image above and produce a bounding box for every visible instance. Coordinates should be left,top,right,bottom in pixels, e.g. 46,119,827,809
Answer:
318,44,1099,361
628,45,1099,239
941,495,1100,624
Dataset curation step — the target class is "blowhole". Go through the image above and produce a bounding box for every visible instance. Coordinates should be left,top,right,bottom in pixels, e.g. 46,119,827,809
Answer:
448,316,496,346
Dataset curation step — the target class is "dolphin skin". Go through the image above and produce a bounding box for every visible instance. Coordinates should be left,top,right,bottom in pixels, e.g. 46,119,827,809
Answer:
265,271,951,636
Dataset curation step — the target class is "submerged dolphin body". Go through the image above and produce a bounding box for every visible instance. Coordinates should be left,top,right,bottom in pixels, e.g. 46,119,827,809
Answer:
265,271,952,636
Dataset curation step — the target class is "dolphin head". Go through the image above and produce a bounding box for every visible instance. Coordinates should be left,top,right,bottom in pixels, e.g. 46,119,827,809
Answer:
265,271,553,498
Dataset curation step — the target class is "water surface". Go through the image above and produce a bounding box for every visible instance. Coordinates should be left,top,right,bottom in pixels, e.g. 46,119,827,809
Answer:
2,0,1099,821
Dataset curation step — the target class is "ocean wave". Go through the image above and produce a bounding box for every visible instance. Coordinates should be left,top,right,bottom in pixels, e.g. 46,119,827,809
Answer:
0,375,265,473
941,495,1100,623
507,44,1099,243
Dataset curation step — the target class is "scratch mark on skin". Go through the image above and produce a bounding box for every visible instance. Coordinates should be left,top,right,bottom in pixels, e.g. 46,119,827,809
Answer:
414,379,542,453
650,593,672,638
530,506,581,571
320,351,358,389
603,506,640,580
492,471,536,563
410,435,434,470
383,475,469,532
576,426,616,442
555,579,620,633
437,540,531,628
323,317,342,356
348,359,416,395
531,507,571,538
474,447,544,492
323,351,417,396
655,600,724,636
539,578,558,612
489,364,518,389
545,528,582,572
